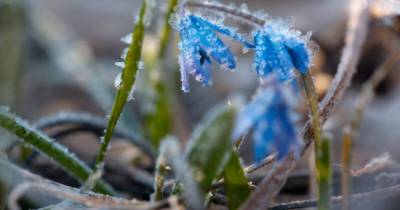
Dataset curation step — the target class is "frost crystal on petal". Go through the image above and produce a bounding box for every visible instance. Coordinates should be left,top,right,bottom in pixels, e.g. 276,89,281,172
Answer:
172,11,252,92
252,20,312,81
233,75,301,162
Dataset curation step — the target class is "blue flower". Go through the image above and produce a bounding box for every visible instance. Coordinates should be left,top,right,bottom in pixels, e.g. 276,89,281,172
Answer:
252,20,312,81
232,75,301,161
174,13,244,92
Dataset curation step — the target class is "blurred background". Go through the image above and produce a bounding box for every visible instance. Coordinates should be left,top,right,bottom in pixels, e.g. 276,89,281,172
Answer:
1,0,400,208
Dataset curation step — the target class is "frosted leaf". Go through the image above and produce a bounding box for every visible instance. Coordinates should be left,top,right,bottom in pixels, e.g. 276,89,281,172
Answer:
114,72,123,89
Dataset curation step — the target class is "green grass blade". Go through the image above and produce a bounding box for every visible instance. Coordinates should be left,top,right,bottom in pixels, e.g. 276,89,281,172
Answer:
0,108,115,195
317,136,332,210
95,1,148,168
144,82,172,148
143,0,178,148
223,150,251,210
185,104,236,190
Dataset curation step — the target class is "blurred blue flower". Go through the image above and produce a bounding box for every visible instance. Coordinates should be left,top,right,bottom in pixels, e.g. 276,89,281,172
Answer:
252,20,312,81
174,13,245,92
232,75,301,161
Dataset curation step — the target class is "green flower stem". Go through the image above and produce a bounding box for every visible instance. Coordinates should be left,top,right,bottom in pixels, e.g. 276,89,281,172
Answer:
158,0,178,59
300,73,331,210
0,109,115,195
317,137,331,210
94,1,147,170
341,130,352,210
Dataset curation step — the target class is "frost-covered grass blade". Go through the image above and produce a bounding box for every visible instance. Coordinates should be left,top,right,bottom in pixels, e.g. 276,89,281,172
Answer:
95,1,148,169
0,108,115,195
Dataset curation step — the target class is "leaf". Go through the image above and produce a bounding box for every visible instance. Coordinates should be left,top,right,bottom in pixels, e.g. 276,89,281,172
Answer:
223,150,251,210
95,1,148,166
0,108,115,195
185,103,236,190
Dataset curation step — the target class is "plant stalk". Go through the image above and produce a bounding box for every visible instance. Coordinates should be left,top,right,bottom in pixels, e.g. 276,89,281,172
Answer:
301,73,331,210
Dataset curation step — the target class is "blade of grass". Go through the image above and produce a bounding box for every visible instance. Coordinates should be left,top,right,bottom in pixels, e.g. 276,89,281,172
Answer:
0,108,115,195
317,137,332,210
143,0,178,148
94,1,148,169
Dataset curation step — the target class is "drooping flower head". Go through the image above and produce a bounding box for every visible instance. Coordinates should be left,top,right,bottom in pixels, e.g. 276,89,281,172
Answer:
172,4,254,92
232,74,301,161
252,19,312,81
175,14,235,92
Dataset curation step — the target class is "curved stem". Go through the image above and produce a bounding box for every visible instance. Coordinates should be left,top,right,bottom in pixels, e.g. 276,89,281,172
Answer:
186,1,264,26
300,73,330,210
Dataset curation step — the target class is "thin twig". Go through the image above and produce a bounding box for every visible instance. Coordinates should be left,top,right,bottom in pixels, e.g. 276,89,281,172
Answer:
0,159,161,210
269,183,400,210
187,1,264,26
8,182,164,210
245,154,275,174
239,155,295,210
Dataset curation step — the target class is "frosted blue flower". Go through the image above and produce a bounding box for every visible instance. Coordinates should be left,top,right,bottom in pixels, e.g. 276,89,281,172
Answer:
233,75,301,161
252,20,312,81
174,12,253,92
